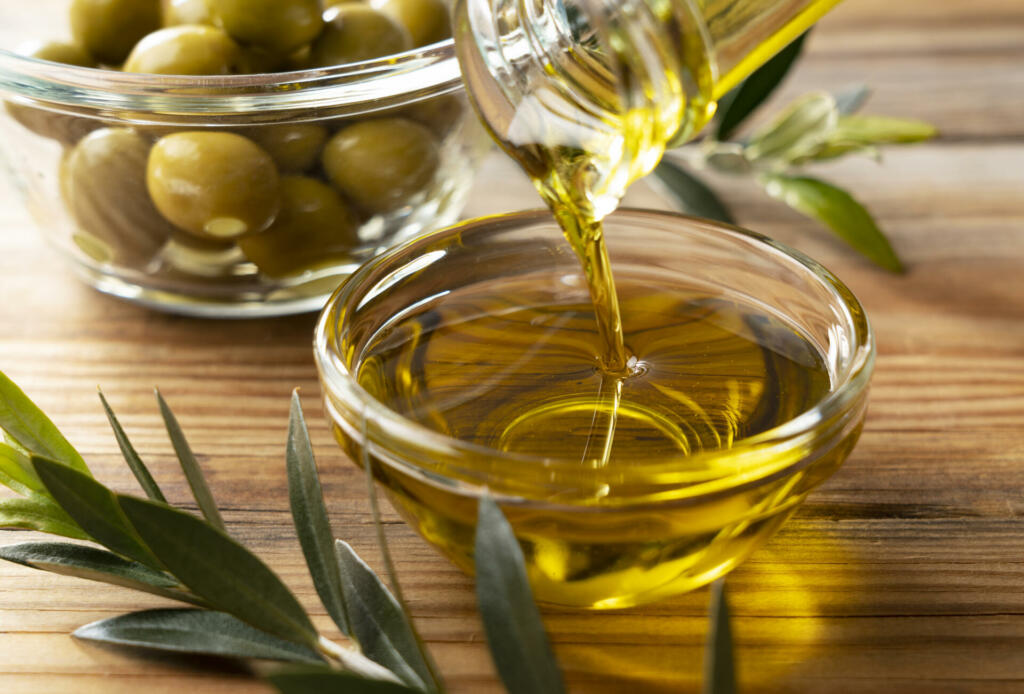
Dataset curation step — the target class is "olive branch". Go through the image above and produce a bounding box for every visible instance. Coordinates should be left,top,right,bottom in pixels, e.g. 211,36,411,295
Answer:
0,370,735,694
654,32,937,273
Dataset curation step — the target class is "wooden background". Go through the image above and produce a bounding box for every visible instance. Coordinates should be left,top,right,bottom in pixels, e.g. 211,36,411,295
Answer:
2,0,1023,691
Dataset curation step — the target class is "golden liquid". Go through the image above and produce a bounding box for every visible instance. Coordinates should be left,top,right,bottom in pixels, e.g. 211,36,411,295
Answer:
345,0,848,607
357,278,830,471
350,271,839,607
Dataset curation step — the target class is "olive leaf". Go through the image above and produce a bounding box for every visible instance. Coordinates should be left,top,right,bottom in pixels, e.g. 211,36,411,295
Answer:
32,456,161,567
715,32,810,141
98,390,166,503
475,496,565,694
118,494,319,649
703,581,736,694
358,416,444,692
800,114,937,162
0,371,90,475
834,84,870,115
75,609,324,663
761,174,904,272
155,390,225,530
267,665,422,694
0,441,43,496
0,541,201,605
653,159,736,224
0,494,90,540
745,92,838,165
287,391,351,636
832,114,937,145
701,142,753,176
335,540,433,693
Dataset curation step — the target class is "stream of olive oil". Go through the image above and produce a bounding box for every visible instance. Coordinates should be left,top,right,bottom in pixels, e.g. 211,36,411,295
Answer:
351,0,842,606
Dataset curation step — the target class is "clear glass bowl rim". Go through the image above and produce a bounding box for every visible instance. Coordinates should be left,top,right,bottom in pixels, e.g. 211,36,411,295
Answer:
314,208,874,496
0,38,460,115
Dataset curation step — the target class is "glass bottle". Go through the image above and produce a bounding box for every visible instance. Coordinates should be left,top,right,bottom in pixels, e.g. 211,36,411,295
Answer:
454,0,843,222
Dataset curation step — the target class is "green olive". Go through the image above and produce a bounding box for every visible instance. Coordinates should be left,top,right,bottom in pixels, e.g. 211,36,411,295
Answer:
309,5,411,67
238,47,289,73
247,124,328,173
321,118,439,214
147,131,281,240
237,176,360,277
61,128,177,267
207,0,323,56
70,0,162,64
375,0,451,47
5,42,100,144
402,93,465,137
123,25,242,75
158,231,244,277
15,40,97,67
162,0,214,26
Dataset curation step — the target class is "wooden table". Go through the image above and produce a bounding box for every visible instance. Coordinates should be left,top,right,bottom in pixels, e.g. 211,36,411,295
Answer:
2,1,1023,691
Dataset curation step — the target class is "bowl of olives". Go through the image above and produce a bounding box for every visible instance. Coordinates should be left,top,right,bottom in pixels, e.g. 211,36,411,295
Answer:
0,0,489,316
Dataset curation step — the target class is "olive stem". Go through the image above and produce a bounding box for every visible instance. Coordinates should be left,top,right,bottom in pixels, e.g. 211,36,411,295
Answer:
316,635,403,684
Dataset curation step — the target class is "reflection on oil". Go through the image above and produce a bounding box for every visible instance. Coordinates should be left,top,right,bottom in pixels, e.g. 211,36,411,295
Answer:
549,519,859,692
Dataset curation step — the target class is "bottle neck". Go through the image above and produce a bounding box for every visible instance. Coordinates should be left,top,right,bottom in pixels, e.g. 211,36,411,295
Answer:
455,0,713,222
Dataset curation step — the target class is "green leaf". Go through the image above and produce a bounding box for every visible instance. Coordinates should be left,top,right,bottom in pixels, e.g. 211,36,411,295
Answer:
358,418,443,693
75,609,324,663
267,665,421,694
834,84,870,115
0,541,200,604
474,497,565,694
761,174,904,272
98,391,166,503
799,114,937,162
832,114,937,146
155,390,225,531
703,581,736,694
286,391,350,636
745,92,838,164
0,441,43,496
335,540,433,692
796,139,879,163
0,371,89,475
715,32,809,141
32,456,161,566
0,494,90,540
653,160,736,224
118,494,319,649
701,142,753,176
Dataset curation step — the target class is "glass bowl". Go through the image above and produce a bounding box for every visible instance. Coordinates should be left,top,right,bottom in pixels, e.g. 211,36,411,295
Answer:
0,2,489,317
314,208,873,609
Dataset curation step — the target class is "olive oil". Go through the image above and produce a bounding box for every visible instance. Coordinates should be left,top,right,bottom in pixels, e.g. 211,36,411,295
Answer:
348,268,838,607
341,0,850,606
357,276,831,474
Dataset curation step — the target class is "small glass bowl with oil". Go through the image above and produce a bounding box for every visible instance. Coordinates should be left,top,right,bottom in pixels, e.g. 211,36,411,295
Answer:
314,208,873,609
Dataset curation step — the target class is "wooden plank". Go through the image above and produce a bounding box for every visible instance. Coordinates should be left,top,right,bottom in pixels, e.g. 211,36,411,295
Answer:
1,0,1023,692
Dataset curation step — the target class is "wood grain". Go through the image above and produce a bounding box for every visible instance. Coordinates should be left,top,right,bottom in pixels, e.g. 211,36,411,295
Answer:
2,0,1024,692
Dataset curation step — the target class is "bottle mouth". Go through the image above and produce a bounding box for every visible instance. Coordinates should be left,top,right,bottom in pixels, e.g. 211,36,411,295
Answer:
454,0,716,220
314,208,874,509
0,39,461,121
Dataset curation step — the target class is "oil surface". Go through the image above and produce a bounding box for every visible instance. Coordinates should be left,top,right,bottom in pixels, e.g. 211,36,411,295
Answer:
357,274,830,484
